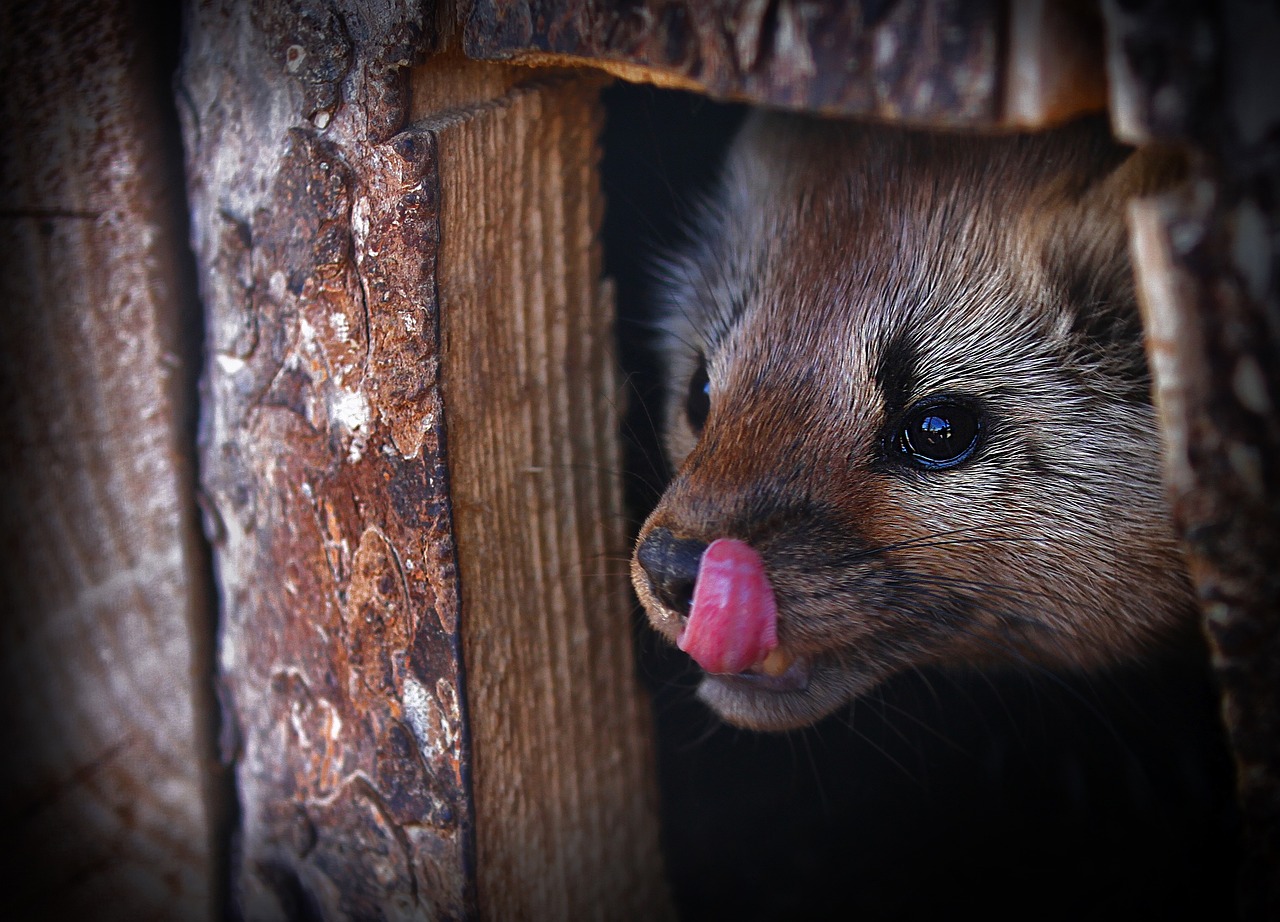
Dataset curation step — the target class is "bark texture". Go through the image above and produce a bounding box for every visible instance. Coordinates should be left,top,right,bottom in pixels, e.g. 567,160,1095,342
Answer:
180,4,473,916
463,0,1109,127
181,2,670,918
1106,1,1280,917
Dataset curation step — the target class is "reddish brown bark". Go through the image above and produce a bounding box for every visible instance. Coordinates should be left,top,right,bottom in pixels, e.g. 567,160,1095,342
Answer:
463,0,1109,127
181,2,670,917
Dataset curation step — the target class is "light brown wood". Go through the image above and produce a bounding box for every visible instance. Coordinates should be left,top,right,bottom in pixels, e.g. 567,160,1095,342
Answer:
434,76,673,920
1004,0,1108,127
0,1,216,918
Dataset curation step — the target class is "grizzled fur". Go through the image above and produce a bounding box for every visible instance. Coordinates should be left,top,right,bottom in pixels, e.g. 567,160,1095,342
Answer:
631,113,1192,731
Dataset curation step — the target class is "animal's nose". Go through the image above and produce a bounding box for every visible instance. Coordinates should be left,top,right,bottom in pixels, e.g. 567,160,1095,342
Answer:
635,527,708,617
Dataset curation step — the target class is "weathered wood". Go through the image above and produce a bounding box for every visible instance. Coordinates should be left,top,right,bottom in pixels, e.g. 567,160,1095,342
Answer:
180,3,472,917
0,1,216,919
1107,1,1280,917
463,0,1110,128
464,0,1005,125
430,76,673,919
182,1,670,917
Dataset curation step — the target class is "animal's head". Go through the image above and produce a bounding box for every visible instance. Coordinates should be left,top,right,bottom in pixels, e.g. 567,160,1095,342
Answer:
631,114,1193,731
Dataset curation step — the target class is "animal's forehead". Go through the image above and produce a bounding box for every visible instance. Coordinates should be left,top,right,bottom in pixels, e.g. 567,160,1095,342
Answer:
717,253,1047,402
672,113,1136,405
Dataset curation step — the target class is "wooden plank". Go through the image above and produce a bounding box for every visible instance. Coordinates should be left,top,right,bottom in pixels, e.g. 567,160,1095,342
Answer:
463,0,1110,128
0,1,216,919
1106,1,1280,917
182,2,671,916
464,0,1006,125
431,76,673,919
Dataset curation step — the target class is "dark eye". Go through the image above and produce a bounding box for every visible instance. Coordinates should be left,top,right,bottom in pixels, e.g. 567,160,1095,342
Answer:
895,399,982,470
685,355,711,433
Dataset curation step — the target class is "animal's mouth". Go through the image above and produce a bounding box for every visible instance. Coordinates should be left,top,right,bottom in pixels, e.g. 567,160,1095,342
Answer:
696,649,861,731
711,647,812,692
637,532,819,705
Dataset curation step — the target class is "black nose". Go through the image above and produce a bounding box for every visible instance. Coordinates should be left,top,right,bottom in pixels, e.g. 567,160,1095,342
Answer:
636,527,708,617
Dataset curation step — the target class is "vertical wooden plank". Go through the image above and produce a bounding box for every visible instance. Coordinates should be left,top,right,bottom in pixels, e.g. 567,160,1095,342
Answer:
433,77,673,919
0,1,215,919
1106,1,1280,916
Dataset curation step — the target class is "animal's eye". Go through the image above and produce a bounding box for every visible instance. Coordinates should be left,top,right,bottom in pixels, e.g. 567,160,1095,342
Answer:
685,355,711,434
895,399,982,470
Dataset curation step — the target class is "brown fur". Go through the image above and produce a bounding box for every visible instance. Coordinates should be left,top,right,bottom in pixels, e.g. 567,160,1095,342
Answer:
631,113,1192,731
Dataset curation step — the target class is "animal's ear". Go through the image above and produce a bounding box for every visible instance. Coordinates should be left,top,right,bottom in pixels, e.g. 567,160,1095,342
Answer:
1042,142,1190,400
1088,141,1188,211
1059,141,1188,250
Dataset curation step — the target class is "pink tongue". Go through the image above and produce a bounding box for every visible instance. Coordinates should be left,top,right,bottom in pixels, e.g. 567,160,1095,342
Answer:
677,538,778,675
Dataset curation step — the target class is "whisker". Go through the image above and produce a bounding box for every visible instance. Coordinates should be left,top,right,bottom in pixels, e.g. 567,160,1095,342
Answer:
830,693,929,788
904,571,1065,607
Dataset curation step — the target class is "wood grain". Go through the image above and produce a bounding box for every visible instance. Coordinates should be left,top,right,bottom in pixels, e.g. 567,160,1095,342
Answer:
0,1,216,919
434,77,673,920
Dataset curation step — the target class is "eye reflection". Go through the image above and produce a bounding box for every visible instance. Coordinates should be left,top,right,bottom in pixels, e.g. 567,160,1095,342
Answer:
896,399,982,469
686,355,711,433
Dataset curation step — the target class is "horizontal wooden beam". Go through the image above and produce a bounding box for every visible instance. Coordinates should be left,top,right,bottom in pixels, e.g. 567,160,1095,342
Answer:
463,0,1109,128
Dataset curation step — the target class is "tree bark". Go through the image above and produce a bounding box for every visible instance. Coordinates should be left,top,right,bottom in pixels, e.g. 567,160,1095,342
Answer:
181,3,670,917
462,0,1109,128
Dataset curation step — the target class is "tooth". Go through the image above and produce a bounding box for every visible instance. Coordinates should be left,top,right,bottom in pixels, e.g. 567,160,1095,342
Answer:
760,647,794,677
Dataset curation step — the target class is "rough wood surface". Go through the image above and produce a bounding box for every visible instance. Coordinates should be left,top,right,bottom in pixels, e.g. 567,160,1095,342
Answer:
463,0,1110,128
465,0,1005,124
1107,1,1280,917
431,76,673,920
182,1,670,917
180,3,474,917
0,1,216,919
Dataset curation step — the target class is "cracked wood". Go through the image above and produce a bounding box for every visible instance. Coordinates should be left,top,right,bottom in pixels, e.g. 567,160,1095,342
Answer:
182,1,670,917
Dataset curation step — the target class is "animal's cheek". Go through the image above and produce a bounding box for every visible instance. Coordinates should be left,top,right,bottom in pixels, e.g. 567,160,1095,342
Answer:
662,424,700,473
763,560,907,645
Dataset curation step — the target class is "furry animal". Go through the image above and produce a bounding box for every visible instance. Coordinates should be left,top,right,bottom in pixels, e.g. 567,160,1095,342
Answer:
630,112,1192,732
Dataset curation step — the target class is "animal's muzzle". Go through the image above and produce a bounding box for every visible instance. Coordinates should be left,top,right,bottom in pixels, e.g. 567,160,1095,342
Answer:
635,527,707,617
